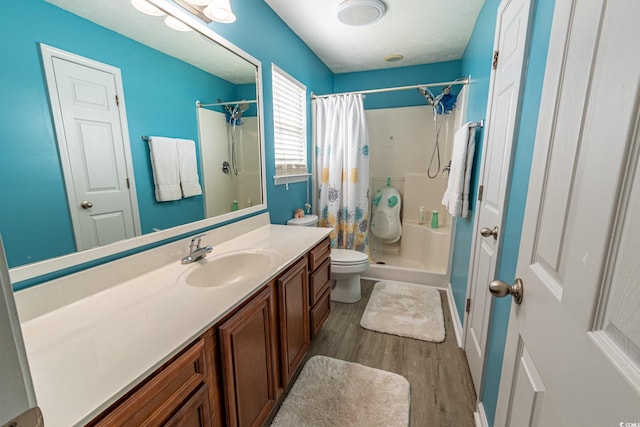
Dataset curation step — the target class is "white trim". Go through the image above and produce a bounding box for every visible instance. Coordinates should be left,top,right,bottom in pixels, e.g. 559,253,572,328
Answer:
273,173,311,186
272,64,308,180
463,0,535,399
474,402,490,427
0,235,37,422
446,283,464,348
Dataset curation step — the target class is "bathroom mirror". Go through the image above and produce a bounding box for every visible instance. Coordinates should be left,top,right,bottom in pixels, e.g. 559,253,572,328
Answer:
0,0,266,280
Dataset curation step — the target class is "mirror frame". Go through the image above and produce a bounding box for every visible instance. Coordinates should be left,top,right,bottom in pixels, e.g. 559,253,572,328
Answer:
9,0,267,284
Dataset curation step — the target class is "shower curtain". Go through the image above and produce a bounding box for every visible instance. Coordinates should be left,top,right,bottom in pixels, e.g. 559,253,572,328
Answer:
314,93,370,252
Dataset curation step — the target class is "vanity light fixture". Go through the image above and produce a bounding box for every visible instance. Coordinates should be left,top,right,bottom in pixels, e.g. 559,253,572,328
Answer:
337,0,386,26
182,0,211,6
204,0,237,24
164,15,193,31
131,0,165,16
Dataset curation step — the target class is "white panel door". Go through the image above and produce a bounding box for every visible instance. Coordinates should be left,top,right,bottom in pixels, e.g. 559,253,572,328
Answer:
464,0,533,396
42,46,140,251
0,235,39,425
495,0,640,424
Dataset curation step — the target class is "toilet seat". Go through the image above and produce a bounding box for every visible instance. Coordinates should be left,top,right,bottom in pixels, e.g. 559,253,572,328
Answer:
330,249,369,277
331,249,368,265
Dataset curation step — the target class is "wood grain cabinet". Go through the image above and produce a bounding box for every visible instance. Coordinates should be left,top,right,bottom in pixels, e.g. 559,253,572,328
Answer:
218,284,279,427
308,238,331,339
88,338,212,427
276,256,310,385
88,238,330,427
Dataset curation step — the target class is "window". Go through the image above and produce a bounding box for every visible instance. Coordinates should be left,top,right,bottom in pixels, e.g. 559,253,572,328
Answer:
272,64,308,184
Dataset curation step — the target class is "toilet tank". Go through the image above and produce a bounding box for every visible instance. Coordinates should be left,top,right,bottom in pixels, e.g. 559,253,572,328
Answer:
286,214,319,227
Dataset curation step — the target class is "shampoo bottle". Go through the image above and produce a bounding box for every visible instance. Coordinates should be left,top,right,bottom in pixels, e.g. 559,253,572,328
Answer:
418,207,425,224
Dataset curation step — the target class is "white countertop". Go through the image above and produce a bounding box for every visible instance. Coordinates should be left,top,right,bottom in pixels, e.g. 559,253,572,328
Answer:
17,217,330,426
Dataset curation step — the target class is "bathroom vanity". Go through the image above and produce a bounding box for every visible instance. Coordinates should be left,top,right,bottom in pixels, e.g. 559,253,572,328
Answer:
14,214,331,426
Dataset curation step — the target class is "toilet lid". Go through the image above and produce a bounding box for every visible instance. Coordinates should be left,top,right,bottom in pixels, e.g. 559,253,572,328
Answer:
331,249,369,265
286,214,318,226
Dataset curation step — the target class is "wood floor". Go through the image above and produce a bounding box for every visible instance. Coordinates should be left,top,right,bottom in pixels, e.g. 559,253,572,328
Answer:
307,280,477,427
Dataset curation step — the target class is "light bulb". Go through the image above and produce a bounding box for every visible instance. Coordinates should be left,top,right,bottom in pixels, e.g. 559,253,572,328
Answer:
204,0,236,23
164,15,192,31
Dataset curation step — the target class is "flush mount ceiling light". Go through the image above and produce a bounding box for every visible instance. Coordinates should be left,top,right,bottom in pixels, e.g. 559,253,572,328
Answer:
204,0,237,23
337,0,386,26
131,0,165,16
384,54,404,63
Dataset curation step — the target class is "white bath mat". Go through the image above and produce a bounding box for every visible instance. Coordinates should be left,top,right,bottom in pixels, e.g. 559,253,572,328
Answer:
360,281,445,342
271,355,410,427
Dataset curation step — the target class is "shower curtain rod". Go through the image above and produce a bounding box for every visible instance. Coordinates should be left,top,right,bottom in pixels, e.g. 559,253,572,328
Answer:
196,99,257,108
310,77,469,99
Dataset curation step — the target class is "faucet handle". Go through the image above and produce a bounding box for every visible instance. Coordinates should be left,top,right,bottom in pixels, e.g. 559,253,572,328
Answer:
189,233,207,248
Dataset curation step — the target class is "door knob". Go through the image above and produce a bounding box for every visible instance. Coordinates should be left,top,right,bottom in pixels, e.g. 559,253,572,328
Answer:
80,201,93,209
489,278,524,304
480,226,499,240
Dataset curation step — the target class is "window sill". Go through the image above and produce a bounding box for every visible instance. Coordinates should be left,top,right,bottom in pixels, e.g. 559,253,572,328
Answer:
273,173,311,186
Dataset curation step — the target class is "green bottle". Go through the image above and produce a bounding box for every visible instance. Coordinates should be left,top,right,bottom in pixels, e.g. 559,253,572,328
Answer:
431,210,439,229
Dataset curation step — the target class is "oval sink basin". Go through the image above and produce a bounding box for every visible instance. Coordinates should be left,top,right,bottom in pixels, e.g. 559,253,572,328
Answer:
182,249,277,288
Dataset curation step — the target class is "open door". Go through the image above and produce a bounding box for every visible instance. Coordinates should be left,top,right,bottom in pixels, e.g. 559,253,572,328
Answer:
494,0,640,424
0,235,42,426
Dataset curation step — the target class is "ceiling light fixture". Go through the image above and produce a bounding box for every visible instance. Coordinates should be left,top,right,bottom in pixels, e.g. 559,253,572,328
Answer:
337,0,386,26
204,0,237,23
384,54,404,63
131,0,165,16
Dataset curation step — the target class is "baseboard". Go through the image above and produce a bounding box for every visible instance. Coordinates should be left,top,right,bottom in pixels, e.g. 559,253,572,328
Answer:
474,402,489,427
445,283,464,349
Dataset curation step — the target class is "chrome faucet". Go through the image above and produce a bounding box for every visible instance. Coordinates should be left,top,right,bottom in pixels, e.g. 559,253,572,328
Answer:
181,234,213,264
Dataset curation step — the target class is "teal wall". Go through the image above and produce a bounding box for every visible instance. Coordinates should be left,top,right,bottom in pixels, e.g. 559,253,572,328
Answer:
208,0,334,225
453,0,556,424
334,61,463,109
2,0,332,283
0,0,248,267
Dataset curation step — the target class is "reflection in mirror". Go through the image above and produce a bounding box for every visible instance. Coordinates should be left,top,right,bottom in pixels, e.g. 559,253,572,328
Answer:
196,99,262,217
0,0,265,272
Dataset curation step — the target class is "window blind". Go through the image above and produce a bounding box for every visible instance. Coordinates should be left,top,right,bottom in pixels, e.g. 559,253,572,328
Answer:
272,64,307,177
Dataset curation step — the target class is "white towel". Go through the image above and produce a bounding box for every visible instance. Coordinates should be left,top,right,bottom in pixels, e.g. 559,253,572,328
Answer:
442,123,476,218
176,138,202,198
149,136,181,202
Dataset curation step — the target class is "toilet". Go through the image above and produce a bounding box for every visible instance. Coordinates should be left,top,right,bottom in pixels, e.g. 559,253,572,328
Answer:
287,214,369,303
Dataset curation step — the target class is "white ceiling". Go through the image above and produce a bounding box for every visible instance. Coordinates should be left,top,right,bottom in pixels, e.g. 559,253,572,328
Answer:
265,0,485,74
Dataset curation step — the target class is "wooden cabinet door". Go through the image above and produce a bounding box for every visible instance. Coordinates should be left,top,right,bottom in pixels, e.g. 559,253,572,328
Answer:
277,256,310,385
219,285,278,427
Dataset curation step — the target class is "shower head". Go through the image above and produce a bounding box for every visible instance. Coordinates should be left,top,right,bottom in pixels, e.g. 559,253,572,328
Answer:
417,86,436,106
232,101,250,120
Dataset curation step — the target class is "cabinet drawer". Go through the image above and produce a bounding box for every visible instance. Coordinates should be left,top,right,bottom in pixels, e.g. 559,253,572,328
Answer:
309,238,331,272
309,257,330,306
164,384,211,427
310,288,331,340
91,339,207,427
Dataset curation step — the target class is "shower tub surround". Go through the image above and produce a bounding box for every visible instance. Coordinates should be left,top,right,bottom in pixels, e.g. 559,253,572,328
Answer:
365,92,466,286
14,213,330,426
